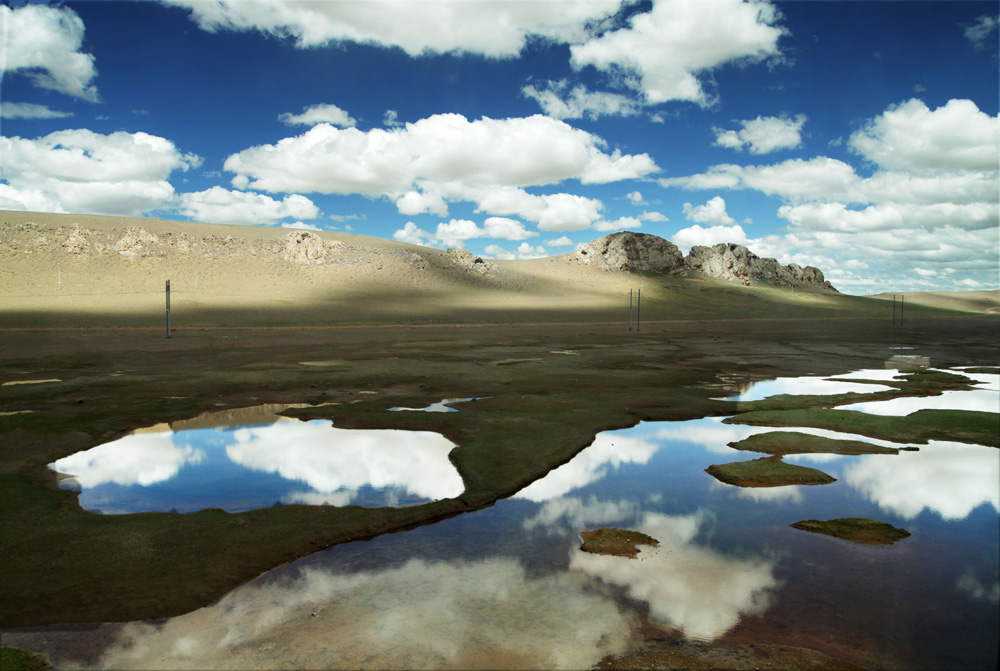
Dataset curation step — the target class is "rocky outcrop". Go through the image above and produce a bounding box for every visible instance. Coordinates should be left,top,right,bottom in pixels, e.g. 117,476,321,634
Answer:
446,248,497,277
62,225,91,254
113,226,165,258
685,243,836,291
279,231,344,265
575,232,685,274
572,231,835,291
1,221,430,270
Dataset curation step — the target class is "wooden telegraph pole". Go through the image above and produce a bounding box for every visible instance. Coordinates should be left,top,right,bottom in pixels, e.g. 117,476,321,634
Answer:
629,289,633,331
636,288,641,332
165,279,171,339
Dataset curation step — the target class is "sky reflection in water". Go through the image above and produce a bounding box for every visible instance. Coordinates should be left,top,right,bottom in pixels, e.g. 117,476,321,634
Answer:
52,409,463,513
34,371,1000,670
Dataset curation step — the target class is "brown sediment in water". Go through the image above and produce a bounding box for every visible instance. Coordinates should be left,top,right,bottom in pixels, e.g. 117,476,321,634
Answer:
728,431,901,456
790,518,911,546
595,642,869,670
705,456,836,487
580,528,659,558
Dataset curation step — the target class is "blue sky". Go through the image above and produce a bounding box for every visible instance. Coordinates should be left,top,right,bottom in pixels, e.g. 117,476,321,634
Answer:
1,0,997,294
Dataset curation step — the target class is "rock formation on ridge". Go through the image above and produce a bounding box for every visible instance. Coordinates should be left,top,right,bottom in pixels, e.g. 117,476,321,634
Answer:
685,243,836,291
575,232,836,292
575,231,685,274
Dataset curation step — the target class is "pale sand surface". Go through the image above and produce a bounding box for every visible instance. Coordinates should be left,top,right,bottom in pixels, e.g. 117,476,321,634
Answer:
2,210,649,327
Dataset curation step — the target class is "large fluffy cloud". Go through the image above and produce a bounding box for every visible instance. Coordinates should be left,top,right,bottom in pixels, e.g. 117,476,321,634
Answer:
660,98,999,292
163,0,622,57
226,114,656,194
569,0,784,106
848,98,999,172
0,4,100,102
225,113,656,229
1,129,201,216
177,186,319,226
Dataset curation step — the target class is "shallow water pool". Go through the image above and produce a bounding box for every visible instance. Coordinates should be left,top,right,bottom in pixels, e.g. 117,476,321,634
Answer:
51,405,464,513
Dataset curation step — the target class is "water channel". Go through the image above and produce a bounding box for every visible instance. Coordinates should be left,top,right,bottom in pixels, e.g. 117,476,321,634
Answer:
10,368,1000,669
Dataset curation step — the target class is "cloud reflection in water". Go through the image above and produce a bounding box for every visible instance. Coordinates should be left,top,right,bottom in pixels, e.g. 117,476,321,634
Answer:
514,431,658,502
50,415,464,512
227,421,464,502
51,430,204,488
844,441,1000,520
91,557,633,670
570,509,778,642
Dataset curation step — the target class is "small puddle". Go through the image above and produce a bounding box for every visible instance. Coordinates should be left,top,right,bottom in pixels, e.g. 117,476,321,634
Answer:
389,397,483,413
2,378,61,386
50,405,464,514
718,369,896,402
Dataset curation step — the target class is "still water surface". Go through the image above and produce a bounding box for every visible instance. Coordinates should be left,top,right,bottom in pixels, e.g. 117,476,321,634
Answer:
27,369,1000,669
51,405,464,512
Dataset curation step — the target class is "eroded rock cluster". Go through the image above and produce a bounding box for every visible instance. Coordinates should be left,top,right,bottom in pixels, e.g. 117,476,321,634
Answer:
575,231,685,274
686,242,836,291
576,231,836,292
445,248,498,277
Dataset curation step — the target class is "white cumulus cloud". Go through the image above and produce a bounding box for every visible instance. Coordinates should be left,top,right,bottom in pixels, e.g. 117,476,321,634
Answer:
279,103,357,128
224,113,653,231
672,223,748,254
848,98,999,172
164,0,622,58
593,216,642,232
393,217,537,249
682,196,736,226
483,242,549,260
569,0,785,106
660,99,999,292
225,113,657,195
0,4,100,101
177,186,319,226
1,129,201,216
713,114,806,154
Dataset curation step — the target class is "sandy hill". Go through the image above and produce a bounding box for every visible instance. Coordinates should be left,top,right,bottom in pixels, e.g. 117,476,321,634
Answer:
0,210,986,328
869,290,1000,315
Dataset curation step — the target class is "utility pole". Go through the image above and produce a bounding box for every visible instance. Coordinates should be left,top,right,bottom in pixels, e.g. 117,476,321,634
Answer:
629,289,633,331
637,288,641,332
165,279,171,339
